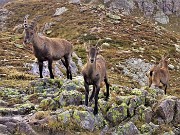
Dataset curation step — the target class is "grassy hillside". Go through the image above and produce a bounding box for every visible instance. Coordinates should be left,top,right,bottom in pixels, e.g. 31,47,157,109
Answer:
0,0,180,97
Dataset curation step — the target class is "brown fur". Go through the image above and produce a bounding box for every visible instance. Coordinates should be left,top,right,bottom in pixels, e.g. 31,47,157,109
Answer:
82,46,109,115
147,56,170,94
23,15,73,79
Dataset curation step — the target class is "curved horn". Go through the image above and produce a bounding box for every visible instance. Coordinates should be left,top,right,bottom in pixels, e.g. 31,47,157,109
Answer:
95,39,102,47
29,15,41,28
24,14,29,29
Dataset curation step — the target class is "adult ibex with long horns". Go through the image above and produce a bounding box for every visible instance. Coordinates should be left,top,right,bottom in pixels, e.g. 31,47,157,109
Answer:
23,15,73,79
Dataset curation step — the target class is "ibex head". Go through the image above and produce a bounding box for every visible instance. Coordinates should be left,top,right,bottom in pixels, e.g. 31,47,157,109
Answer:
23,15,40,44
86,40,103,64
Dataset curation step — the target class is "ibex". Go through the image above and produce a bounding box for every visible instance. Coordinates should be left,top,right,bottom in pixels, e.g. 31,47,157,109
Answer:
23,15,73,79
82,42,110,115
147,56,170,94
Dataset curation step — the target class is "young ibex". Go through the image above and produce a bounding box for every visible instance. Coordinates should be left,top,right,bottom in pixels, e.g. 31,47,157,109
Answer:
82,43,110,115
147,56,170,94
23,15,73,79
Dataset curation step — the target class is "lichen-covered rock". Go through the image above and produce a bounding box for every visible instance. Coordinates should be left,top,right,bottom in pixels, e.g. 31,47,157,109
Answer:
106,103,128,125
5,122,16,134
18,122,37,135
173,99,180,124
0,124,10,134
136,105,152,123
17,103,35,115
0,107,18,115
145,96,158,107
140,122,159,134
0,100,8,106
155,98,176,123
94,113,106,129
98,99,109,114
128,96,140,117
57,110,72,124
60,76,84,91
108,0,135,15
115,95,133,105
30,78,63,94
58,90,83,107
73,110,95,131
39,98,57,111
114,121,140,135
140,123,153,134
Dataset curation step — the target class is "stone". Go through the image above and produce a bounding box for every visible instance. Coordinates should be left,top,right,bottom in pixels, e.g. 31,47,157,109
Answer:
39,98,57,111
118,58,153,86
106,103,128,125
5,122,16,134
60,78,83,91
173,99,180,124
174,44,180,52
0,124,9,134
115,121,140,135
94,113,106,129
108,0,135,15
140,122,159,134
140,123,153,134
168,64,175,70
57,110,72,124
135,0,155,16
136,105,152,123
69,0,81,4
53,7,68,16
18,122,37,135
155,98,176,123
58,90,83,107
0,100,8,106
106,13,121,20
163,131,175,135
0,8,13,31
154,11,169,24
73,110,95,131
17,103,35,115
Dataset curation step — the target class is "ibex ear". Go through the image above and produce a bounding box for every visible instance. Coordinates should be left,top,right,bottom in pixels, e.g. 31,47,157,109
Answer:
97,46,103,53
84,43,89,52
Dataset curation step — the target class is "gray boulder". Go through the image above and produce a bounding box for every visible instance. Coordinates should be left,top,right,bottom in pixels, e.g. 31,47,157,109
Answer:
0,124,10,134
136,105,152,123
58,90,83,107
73,110,95,131
114,121,140,135
106,103,128,125
154,10,169,24
18,122,37,135
173,99,180,124
108,0,135,15
39,98,57,111
155,98,176,123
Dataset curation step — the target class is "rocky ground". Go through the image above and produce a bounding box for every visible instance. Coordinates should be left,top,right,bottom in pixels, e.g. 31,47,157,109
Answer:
0,0,180,135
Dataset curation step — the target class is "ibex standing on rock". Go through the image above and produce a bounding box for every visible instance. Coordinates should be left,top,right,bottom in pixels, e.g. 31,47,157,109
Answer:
82,42,110,115
147,56,170,94
23,15,73,79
